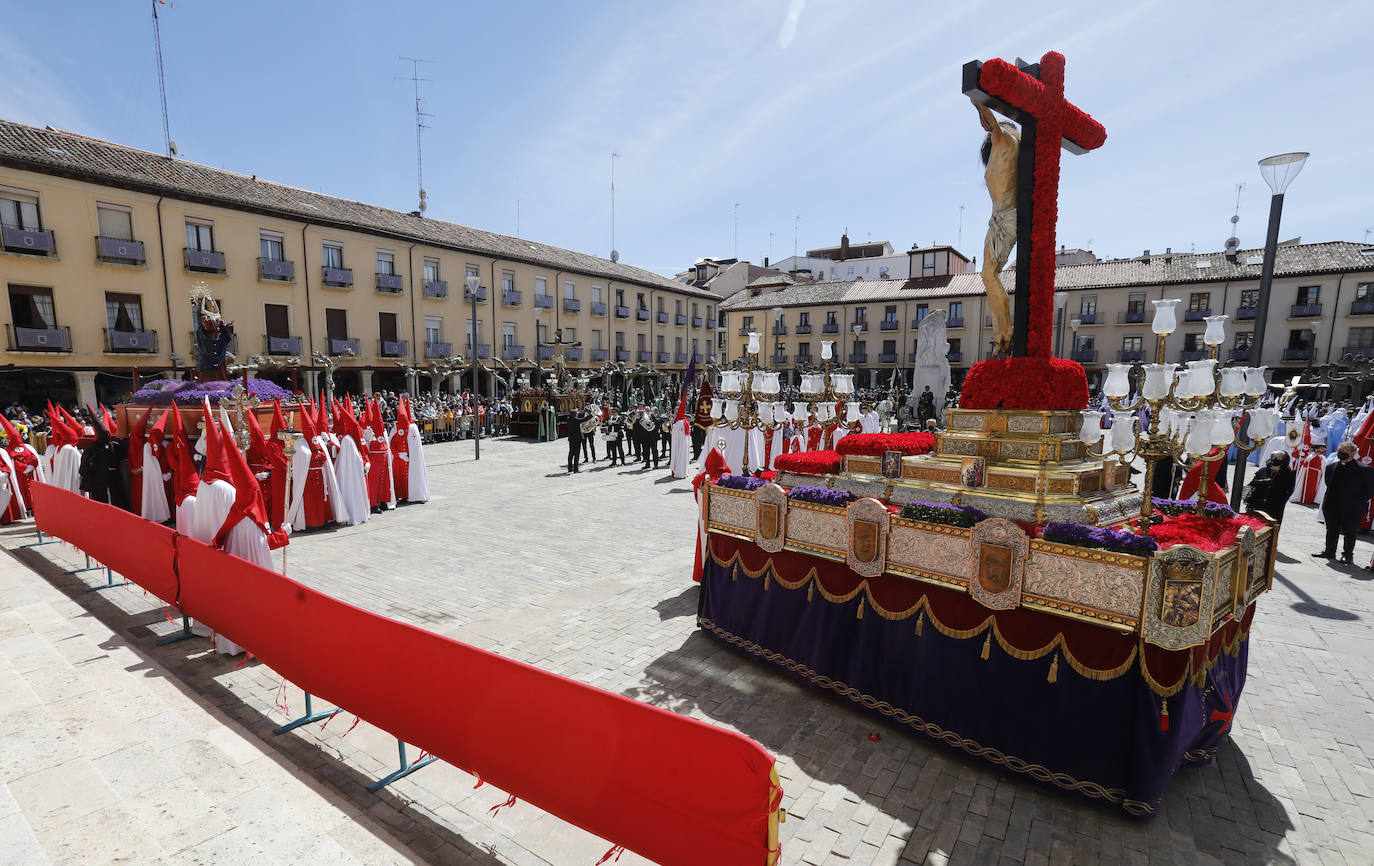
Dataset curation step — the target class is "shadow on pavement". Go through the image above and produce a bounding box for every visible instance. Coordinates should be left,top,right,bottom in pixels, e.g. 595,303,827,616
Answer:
1273,572,1361,621
652,585,698,621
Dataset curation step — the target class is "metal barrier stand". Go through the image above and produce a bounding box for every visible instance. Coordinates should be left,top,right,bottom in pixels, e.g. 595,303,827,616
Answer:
23,527,58,548
84,562,129,592
156,613,195,645
272,692,336,735
368,740,437,792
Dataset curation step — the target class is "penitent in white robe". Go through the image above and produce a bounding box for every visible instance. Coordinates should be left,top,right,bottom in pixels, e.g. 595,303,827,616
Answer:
140,442,171,524
711,423,746,476
314,436,347,524
747,428,766,474
405,423,430,503
669,419,690,479
0,448,25,519
332,437,370,527
51,444,81,494
286,444,313,532
190,479,236,544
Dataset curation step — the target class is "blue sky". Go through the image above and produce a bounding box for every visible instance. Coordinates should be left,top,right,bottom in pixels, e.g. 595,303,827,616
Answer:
3,0,1370,275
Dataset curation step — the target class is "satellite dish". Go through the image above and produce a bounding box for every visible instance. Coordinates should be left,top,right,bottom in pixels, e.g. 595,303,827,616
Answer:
168,140,178,155
610,249,620,262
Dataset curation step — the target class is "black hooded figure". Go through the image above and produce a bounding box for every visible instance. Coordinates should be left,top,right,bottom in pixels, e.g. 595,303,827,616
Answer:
78,417,129,509
566,409,585,473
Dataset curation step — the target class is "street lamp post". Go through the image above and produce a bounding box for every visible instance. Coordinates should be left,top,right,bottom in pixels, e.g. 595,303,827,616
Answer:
852,322,863,389
1055,291,1069,358
465,275,482,461
1229,150,1308,509
771,306,783,383
1306,320,1320,378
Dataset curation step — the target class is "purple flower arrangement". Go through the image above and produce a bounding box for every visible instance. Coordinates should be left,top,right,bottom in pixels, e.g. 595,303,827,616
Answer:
1151,497,1235,519
130,377,292,406
787,485,857,507
1040,521,1159,557
716,474,766,491
899,500,988,528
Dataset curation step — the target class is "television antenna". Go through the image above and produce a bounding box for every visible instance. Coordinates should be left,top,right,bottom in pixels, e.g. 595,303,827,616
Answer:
610,151,620,261
396,57,434,214
733,202,740,259
150,1,174,156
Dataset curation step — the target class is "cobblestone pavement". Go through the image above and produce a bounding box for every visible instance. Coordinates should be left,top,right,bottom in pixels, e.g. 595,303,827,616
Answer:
3,437,1372,865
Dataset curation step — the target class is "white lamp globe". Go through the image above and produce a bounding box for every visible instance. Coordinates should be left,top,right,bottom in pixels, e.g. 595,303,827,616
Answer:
1244,366,1268,398
1111,417,1135,453
1143,363,1176,400
1187,359,1217,398
1185,414,1212,455
1079,410,1103,444
1151,299,1181,336
1103,363,1131,398
821,341,834,361
747,332,761,355
1202,315,1229,347
758,401,775,425
710,398,723,419
1209,409,1235,446
1219,366,1247,398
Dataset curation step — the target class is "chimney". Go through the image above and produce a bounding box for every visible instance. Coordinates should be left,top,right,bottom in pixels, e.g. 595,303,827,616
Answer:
763,256,769,267
839,233,851,262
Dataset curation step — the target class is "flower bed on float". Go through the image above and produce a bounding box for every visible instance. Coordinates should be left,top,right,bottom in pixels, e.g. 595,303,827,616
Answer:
772,450,842,476
131,377,293,406
834,432,936,457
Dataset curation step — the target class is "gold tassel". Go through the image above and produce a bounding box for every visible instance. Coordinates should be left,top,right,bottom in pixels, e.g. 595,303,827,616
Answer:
731,565,738,582
764,574,770,591
807,584,814,603
856,598,864,619
1048,653,1059,683
980,633,991,660
915,611,924,636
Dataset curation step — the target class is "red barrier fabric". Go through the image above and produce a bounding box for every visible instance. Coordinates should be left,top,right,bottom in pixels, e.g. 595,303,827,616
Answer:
177,539,777,866
31,483,179,605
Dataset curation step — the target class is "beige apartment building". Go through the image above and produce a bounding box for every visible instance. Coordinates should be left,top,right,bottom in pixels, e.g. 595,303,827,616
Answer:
0,119,720,408
721,242,1374,394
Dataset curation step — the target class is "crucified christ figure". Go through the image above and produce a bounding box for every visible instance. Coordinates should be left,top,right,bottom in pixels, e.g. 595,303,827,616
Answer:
975,100,1021,356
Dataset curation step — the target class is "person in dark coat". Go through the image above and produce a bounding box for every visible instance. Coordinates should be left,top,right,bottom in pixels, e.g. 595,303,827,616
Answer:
1314,442,1374,564
78,418,128,508
1244,451,1296,523
566,411,584,473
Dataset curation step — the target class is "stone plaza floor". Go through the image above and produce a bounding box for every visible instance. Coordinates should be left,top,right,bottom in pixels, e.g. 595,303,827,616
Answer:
1,435,1372,865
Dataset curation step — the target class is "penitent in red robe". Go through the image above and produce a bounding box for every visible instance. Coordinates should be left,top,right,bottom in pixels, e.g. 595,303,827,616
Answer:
127,419,146,515
365,401,392,509
390,404,411,502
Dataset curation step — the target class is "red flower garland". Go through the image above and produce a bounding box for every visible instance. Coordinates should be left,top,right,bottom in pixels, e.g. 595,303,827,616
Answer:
773,450,843,476
959,357,1088,411
834,432,936,457
1147,513,1268,554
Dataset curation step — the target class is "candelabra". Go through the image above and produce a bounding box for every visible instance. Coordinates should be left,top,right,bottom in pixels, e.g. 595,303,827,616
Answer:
709,337,861,433
1081,300,1280,524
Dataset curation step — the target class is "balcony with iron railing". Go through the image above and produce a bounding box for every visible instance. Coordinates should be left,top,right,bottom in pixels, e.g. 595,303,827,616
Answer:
376,273,405,294
1229,348,1252,362
502,290,523,306
676,314,687,325
692,316,704,328
185,247,225,274
849,352,868,364
534,294,553,309
564,298,581,313
103,328,158,353
822,322,839,334
656,311,669,324
1290,303,1322,318
1076,312,1098,325
852,321,868,332
1179,350,1207,362
636,309,650,322
772,324,787,335
1118,310,1147,324
539,346,555,360
794,324,811,335
456,342,488,359
3,226,56,256
592,348,608,362
615,305,630,318
675,352,687,363
1282,346,1315,361
772,354,788,365
423,280,448,299
425,341,454,359
592,302,608,316
1235,306,1256,320
947,351,963,363
910,318,927,329
322,266,353,288
264,334,301,356
1118,349,1144,362
1343,346,1374,358
327,337,359,355
1352,300,1374,316
96,235,145,265
1183,308,1210,322
796,352,812,365
878,352,897,363
8,324,70,352
615,348,630,361
947,316,964,328
502,344,525,360
880,320,899,331
378,339,408,358
638,349,652,362
738,327,752,336
258,257,295,282
656,351,669,363
463,284,487,302
1071,349,1098,363
567,347,584,361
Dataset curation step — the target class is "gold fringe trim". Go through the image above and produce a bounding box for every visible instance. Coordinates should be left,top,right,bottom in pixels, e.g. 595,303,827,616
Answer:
807,584,814,603
698,616,1156,817
1048,653,1059,683
856,598,864,619
706,537,1251,698
980,634,991,660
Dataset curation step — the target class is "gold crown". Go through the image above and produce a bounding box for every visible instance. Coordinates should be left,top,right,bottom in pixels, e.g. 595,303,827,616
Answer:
1162,559,1207,582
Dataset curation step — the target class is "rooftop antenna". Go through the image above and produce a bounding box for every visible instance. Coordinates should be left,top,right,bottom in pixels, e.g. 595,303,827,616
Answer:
794,215,801,262
516,199,520,238
957,205,964,250
733,202,740,259
1225,182,1244,253
151,1,174,156
396,57,433,213
768,232,775,263
610,151,620,262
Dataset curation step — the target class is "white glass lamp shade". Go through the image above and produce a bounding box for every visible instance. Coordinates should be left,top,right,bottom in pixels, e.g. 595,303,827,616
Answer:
1251,408,1278,440
1244,366,1268,398
1219,366,1247,398
751,371,766,392
758,401,775,425
799,374,818,395
1186,359,1218,398
1103,363,1131,398
1185,413,1212,455
710,398,723,419
1202,315,1229,347
821,340,834,361
846,402,861,422
773,401,787,421
1111,417,1135,453
1142,363,1177,400
724,400,739,422
1079,410,1103,444
1258,152,1309,194
1169,410,1190,440
1209,409,1236,446
763,372,781,395
1151,299,1181,336
834,374,854,395
746,332,761,354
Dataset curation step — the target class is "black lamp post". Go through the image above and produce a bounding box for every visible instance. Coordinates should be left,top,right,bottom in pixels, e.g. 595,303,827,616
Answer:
465,275,482,461
1229,151,1308,509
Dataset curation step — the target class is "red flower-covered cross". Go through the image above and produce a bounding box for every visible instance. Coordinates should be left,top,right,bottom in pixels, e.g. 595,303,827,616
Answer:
964,51,1106,358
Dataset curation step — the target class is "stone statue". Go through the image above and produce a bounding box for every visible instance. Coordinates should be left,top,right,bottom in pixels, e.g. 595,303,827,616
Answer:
975,100,1021,356
190,283,235,381
913,309,951,424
